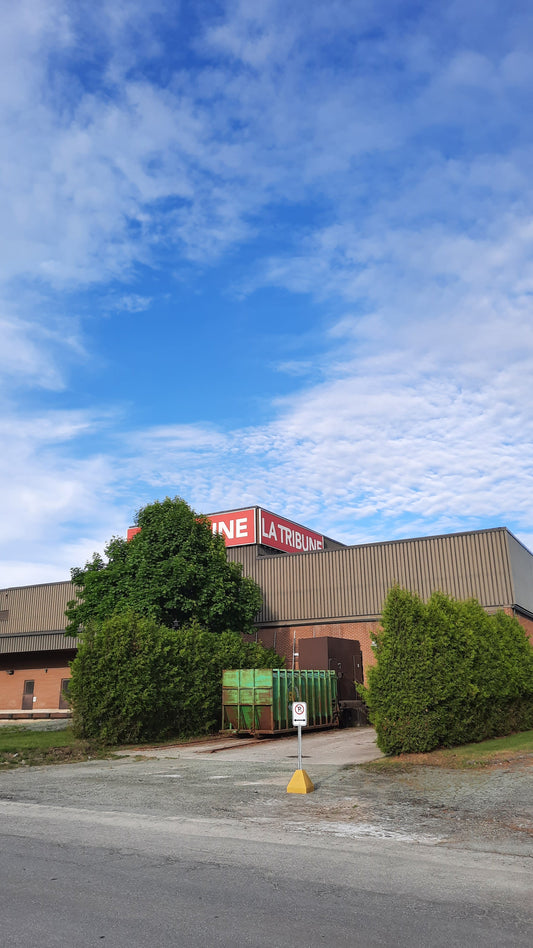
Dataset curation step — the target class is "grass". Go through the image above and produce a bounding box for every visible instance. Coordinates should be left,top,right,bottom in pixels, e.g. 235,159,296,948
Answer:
362,729,533,772
448,730,533,759
0,726,115,769
0,726,75,753
0,724,209,769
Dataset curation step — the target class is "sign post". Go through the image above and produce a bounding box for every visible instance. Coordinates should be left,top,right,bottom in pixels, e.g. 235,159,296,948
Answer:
287,701,314,794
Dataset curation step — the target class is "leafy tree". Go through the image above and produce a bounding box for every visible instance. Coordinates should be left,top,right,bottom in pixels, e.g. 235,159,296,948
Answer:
69,612,283,743
360,586,533,755
66,496,262,636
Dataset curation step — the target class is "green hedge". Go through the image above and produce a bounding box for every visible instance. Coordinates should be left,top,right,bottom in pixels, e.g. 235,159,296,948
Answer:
360,587,533,755
69,612,283,744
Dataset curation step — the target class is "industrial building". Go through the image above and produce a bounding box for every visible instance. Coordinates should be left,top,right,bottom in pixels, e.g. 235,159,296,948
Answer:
1,506,532,717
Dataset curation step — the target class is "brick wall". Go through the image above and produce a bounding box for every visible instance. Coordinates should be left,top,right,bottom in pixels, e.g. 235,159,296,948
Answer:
511,610,533,644
254,621,380,682
0,651,74,715
255,609,533,682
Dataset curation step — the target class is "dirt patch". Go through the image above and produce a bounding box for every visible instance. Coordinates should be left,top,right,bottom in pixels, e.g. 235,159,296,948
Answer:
0,743,118,770
314,755,533,854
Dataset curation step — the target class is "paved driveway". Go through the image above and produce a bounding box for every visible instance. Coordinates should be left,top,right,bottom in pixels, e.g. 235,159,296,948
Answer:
127,725,383,765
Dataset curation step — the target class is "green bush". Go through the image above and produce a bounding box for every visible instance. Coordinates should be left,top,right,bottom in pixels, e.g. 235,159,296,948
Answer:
360,587,533,755
160,621,283,738
69,611,283,744
66,496,263,637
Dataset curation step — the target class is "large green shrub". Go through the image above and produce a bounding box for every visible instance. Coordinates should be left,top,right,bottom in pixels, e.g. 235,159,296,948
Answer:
66,496,262,637
360,587,533,755
69,612,283,744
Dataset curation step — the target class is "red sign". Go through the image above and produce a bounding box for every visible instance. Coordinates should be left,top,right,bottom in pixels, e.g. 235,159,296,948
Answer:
259,509,323,554
208,508,256,546
127,506,324,553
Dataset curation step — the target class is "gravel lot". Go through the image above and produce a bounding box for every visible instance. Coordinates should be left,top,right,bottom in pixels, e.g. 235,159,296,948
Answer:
1,727,531,857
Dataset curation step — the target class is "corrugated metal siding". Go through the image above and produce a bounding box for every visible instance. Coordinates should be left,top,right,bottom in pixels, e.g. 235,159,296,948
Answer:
228,529,516,623
0,528,524,642
0,581,74,635
0,633,79,654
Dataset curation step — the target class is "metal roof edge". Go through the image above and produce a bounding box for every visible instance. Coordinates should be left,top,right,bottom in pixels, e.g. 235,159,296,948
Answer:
0,579,73,595
0,632,79,655
250,526,514,561
0,630,74,639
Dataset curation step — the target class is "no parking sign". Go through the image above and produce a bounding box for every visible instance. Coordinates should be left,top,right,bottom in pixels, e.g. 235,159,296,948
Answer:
287,701,313,793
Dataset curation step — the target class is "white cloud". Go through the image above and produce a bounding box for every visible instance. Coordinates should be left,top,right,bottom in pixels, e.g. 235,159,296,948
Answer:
2,0,532,299
116,343,532,550
275,361,315,377
0,315,64,390
2,312,532,586
0,297,88,392
115,295,153,314
0,407,133,584
1,0,533,584
0,4,258,289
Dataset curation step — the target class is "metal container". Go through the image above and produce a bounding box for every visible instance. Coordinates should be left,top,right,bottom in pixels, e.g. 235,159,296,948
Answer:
297,637,367,726
297,636,364,696
221,668,338,735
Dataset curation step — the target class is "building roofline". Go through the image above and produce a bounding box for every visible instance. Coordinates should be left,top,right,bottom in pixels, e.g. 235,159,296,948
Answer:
0,579,73,595
252,525,532,561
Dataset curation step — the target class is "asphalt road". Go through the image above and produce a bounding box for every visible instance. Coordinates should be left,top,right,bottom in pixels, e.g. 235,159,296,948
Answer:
1,729,531,947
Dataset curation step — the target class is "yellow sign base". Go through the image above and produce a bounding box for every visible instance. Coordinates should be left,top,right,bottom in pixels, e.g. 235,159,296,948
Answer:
287,768,315,794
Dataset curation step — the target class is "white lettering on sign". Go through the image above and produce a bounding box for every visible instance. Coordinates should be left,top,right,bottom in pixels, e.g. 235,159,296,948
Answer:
216,521,235,540
213,518,249,541
206,507,324,553
207,508,257,547
260,511,323,554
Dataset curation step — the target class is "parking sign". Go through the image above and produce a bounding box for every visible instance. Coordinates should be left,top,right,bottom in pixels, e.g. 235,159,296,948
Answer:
292,701,307,727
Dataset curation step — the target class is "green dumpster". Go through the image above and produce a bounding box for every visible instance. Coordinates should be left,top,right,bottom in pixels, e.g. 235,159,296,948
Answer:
221,668,338,735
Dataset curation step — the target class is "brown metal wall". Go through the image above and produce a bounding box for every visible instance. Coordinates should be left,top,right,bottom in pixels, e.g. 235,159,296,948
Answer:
0,527,523,644
0,581,74,635
228,528,516,623
0,633,79,654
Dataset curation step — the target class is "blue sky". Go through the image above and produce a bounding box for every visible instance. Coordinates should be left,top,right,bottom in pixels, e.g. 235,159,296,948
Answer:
2,0,533,585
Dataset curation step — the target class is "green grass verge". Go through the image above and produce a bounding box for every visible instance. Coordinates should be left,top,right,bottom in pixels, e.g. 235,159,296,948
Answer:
450,730,533,758
0,726,116,769
0,726,75,753
362,729,533,772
